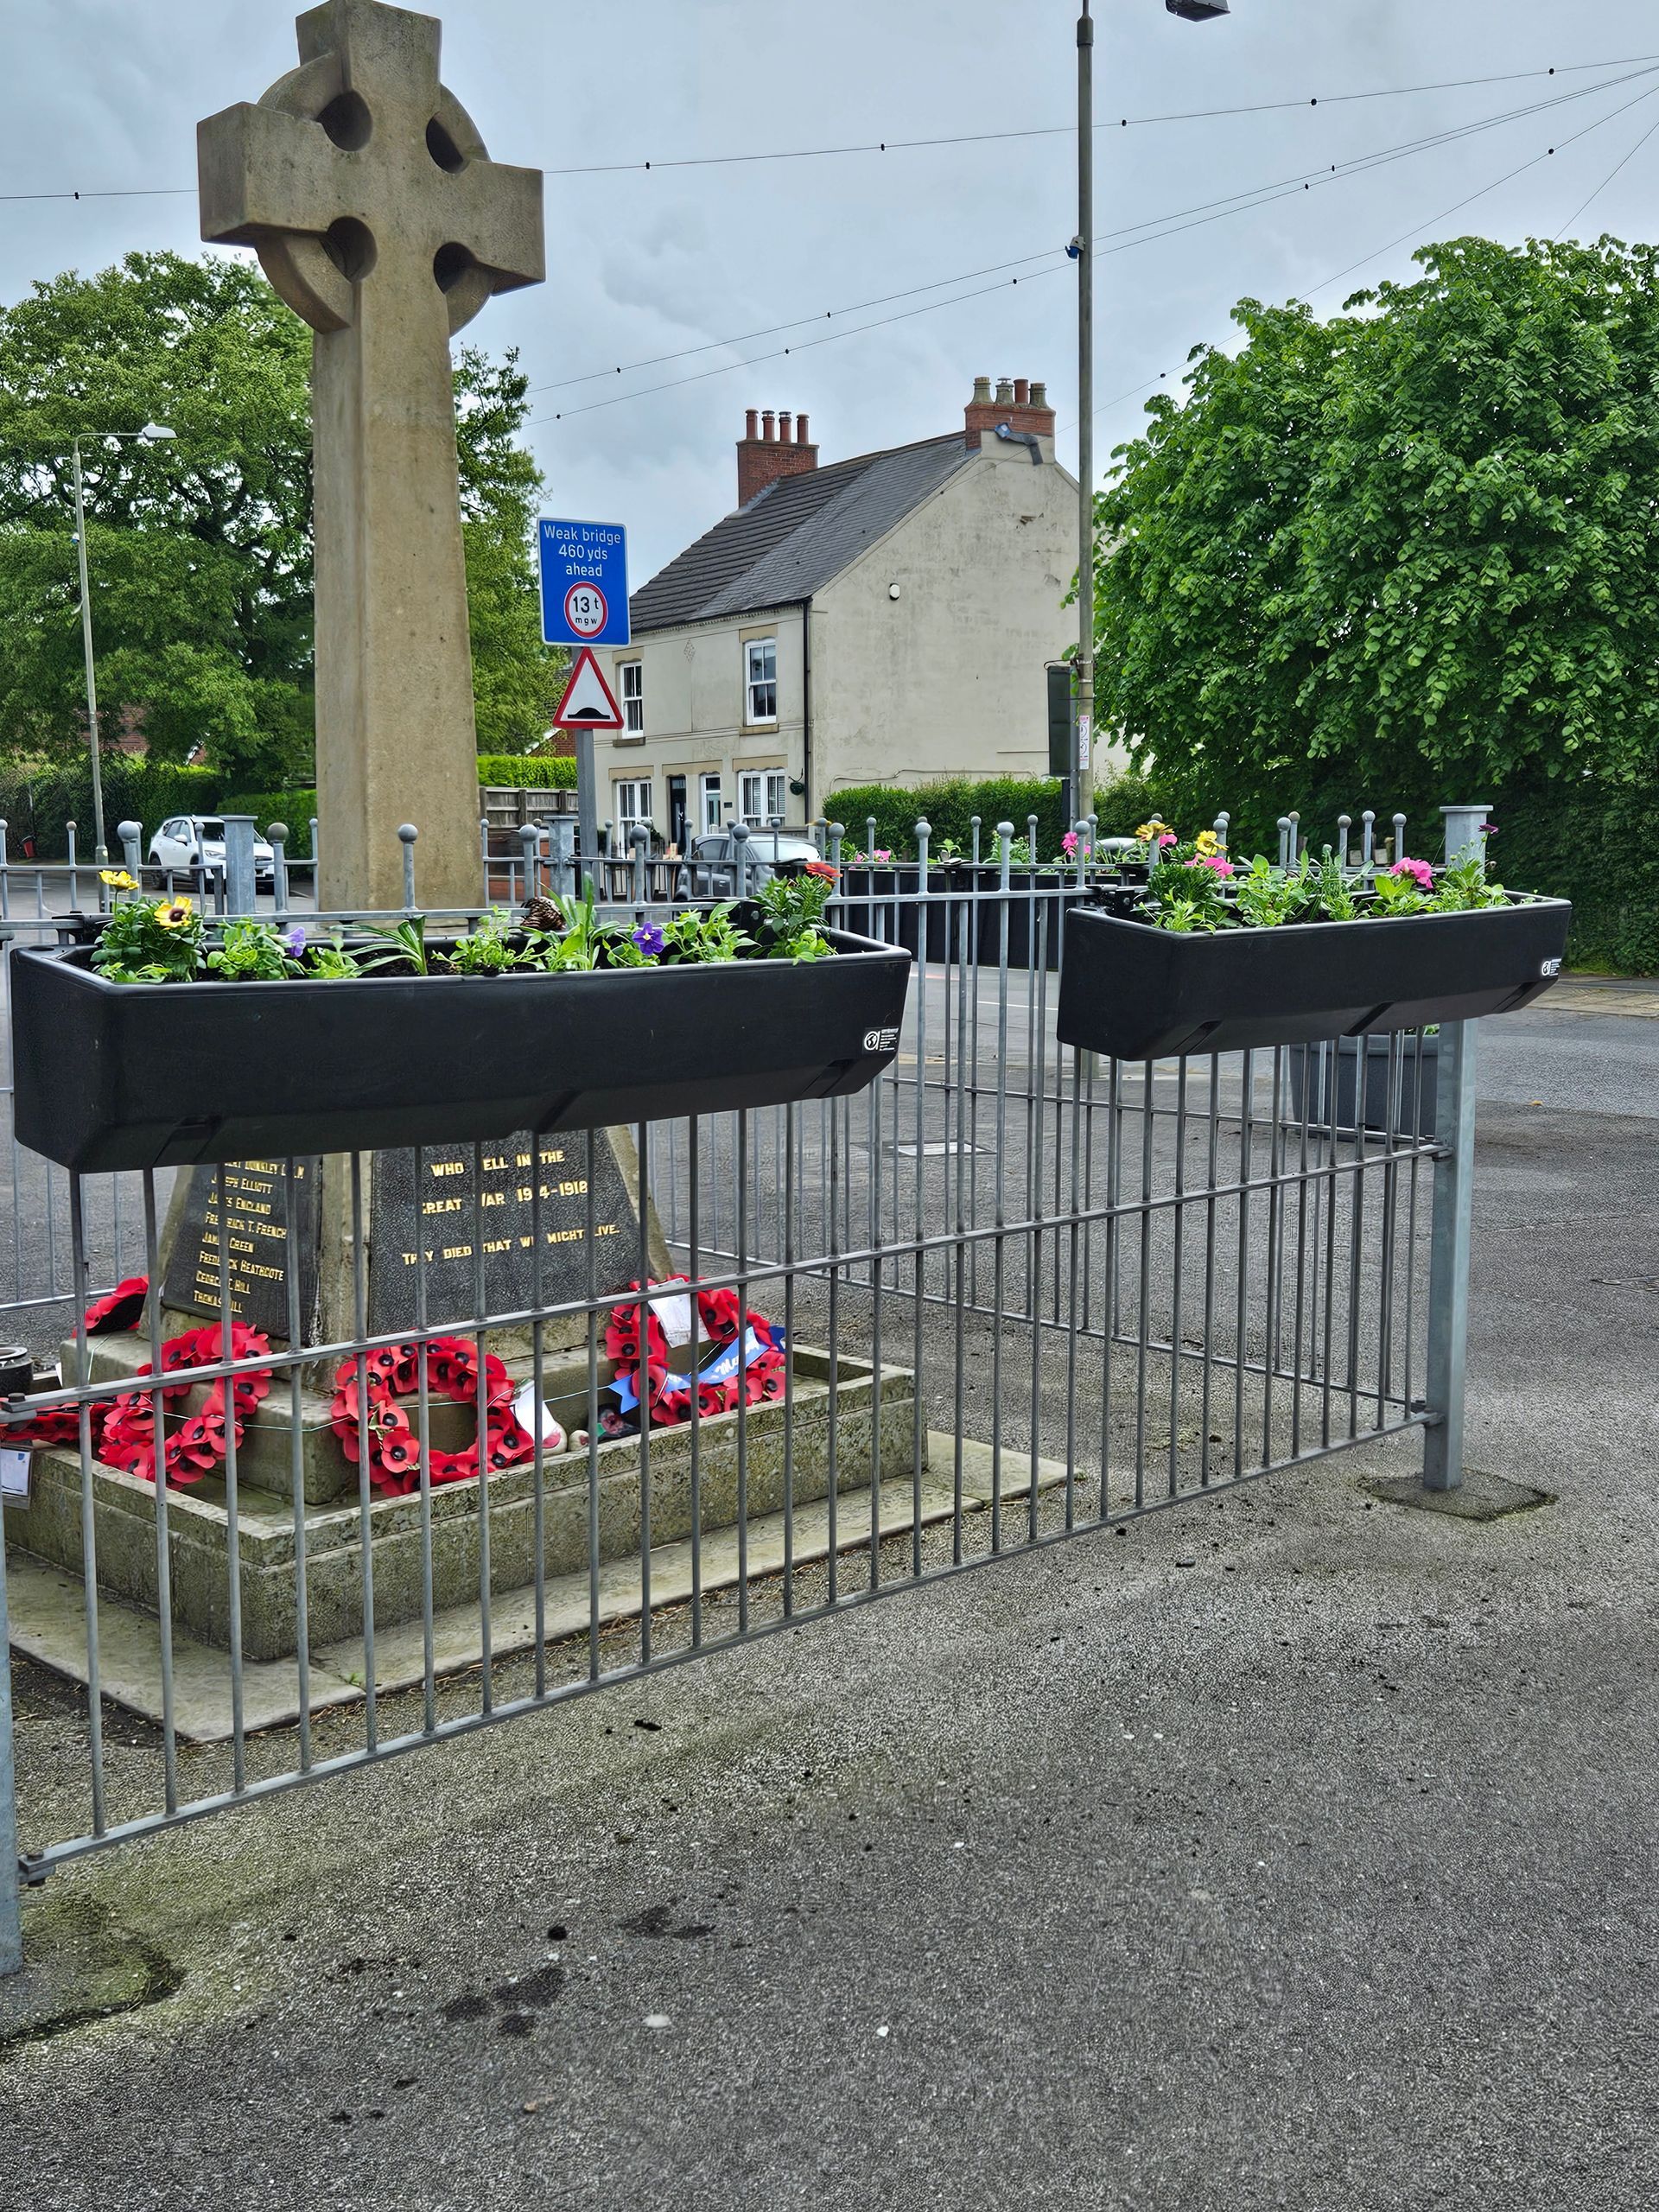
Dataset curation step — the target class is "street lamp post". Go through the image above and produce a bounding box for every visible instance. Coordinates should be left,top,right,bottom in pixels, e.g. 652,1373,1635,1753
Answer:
1075,0,1229,827
70,422,175,864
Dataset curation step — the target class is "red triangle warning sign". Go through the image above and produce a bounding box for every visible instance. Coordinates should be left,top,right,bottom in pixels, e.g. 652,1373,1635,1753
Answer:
551,646,625,731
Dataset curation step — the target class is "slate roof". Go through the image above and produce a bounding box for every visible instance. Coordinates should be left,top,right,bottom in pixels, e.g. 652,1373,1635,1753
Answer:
630,434,975,633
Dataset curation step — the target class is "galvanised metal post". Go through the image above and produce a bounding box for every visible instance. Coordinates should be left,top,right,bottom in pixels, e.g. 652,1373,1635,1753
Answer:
398,823,419,913
1422,803,1492,1491
220,814,259,917
1,1537,22,1975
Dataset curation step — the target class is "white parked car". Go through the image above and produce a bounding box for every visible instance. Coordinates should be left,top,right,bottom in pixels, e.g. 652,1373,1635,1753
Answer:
148,816,276,884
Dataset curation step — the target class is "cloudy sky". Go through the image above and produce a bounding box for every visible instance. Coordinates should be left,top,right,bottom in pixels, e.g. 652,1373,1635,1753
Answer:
6,0,1659,581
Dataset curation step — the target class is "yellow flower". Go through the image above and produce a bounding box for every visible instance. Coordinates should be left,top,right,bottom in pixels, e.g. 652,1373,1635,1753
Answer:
1193,830,1219,857
1135,820,1173,843
153,898,194,930
99,868,138,891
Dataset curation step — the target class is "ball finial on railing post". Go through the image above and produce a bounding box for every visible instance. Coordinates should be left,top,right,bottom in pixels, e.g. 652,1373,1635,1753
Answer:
267,822,289,917
397,823,418,914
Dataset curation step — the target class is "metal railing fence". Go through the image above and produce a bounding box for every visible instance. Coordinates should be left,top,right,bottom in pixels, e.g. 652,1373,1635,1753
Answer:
0,798,1478,1974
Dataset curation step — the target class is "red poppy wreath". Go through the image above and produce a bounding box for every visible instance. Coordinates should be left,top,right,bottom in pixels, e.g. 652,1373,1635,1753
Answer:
99,1322,275,1487
3,1274,162,1452
327,1336,537,1497
604,1279,786,1428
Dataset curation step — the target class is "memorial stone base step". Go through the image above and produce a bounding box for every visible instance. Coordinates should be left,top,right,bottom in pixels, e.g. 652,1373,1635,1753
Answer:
6,1348,913,1666
3,1433,1071,1742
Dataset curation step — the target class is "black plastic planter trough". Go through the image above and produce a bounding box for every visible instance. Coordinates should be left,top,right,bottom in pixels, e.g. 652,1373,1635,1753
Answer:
1056,899,1572,1062
12,929,913,1173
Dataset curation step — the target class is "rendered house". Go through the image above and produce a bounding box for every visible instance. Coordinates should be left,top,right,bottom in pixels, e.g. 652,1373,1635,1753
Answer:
605,378,1078,846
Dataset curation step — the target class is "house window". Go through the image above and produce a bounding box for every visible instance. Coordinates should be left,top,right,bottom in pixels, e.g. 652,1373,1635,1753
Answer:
619,659,644,734
745,638,778,723
613,779,652,840
738,770,787,824
700,772,723,832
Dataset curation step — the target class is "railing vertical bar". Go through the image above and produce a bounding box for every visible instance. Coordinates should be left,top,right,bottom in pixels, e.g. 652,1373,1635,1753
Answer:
283,1159,313,1772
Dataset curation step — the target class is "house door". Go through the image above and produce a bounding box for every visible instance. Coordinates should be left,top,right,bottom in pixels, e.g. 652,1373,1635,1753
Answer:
667,774,688,851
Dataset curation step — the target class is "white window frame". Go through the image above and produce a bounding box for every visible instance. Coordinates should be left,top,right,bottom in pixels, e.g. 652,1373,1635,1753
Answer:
738,770,787,825
745,637,778,725
613,778,653,839
619,658,644,734
700,772,723,832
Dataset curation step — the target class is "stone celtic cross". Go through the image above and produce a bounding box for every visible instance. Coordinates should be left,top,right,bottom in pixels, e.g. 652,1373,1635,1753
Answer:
199,0,544,909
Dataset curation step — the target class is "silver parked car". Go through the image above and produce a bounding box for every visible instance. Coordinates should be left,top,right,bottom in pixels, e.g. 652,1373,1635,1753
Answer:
679,830,822,896
148,815,276,884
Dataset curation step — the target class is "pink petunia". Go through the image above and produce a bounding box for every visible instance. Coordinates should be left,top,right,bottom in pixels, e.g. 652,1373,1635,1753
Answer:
1390,856,1434,891
1186,854,1235,878
1157,831,1178,847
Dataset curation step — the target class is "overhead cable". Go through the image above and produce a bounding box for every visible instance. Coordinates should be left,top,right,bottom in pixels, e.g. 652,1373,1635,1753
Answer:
530,61,1659,427
5,54,1658,204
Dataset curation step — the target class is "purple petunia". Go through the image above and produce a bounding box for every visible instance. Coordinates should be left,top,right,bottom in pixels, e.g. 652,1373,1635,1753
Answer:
283,924,308,956
632,921,665,957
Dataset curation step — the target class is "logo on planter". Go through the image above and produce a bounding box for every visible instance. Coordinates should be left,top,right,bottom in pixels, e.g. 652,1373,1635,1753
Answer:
863,1027,900,1052
1539,957,1563,976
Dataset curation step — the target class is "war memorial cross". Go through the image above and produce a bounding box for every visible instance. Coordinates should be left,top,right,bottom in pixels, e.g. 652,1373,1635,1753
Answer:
199,0,544,909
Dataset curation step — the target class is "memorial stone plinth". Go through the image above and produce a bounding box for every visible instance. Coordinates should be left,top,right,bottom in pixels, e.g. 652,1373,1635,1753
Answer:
157,1133,654,1345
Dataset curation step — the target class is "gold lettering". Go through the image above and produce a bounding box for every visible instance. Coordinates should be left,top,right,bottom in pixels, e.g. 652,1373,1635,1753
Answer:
423,1198,463,1216
428,1160,465,1179
441,1243,474,1262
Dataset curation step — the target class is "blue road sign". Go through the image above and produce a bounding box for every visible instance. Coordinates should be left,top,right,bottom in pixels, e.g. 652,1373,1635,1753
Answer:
538,518,630,647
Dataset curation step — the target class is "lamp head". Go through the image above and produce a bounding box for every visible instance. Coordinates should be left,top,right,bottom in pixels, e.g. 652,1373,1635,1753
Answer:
1166,0,1230,18
138,423,176,443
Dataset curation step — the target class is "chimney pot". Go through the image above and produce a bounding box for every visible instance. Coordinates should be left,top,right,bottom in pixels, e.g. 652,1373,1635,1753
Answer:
797,412,810,445
779,411,793,444
995,377,1014,404
1014,378,1030,405
972,375,992,404
745,408,759,439
762,410,776,442
1030,382,1048,408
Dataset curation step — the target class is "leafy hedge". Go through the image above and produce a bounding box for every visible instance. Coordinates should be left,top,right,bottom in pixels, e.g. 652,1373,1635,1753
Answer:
221,791,319,849
477,753,576,788
1488,779,1659,976
824,772,1169,858
1141,771,1659,976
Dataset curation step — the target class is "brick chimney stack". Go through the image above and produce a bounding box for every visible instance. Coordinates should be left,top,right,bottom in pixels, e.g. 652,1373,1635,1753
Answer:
737,406,820,505
963,373,1055,451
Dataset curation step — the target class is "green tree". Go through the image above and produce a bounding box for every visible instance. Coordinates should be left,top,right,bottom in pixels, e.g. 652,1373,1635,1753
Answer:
0,249,562,784
1092,235,1659,845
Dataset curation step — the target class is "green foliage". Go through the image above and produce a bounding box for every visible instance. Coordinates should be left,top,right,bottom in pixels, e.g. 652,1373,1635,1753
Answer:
753,870,835,961
826,772,1170,861
90,887,203,981
476,754,577,788
0,250,562,785
205,919,296,982
1091,231,1659,834
303,936,361,980
655,904,752,964
444,908,525,975
1494,779,1659,973
221,790,318,844
361,916,430,976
